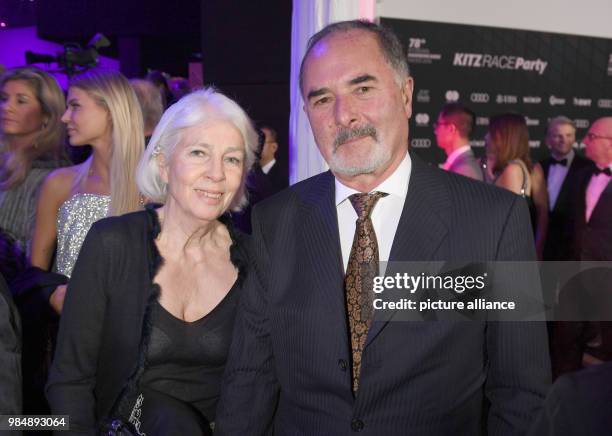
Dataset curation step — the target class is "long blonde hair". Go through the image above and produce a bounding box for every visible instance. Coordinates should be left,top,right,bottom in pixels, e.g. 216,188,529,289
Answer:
0,67,66,190
69,69,144,215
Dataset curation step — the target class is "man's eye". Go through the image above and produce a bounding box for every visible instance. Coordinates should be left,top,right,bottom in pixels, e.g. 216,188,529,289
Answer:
190,149,206,157
356,86,371,94
314,96,330,106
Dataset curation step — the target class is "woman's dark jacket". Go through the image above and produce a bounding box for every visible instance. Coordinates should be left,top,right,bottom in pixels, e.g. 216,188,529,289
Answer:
46,207,247,434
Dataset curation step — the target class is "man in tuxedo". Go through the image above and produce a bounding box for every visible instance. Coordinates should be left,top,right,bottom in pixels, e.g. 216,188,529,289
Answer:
217,20,550,435
540,117,593,260
576,117,612,261
552,117,612,377
434,102,483,181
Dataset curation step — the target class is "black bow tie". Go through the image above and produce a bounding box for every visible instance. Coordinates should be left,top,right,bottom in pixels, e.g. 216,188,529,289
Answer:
593,166,612,176
551,158,568,166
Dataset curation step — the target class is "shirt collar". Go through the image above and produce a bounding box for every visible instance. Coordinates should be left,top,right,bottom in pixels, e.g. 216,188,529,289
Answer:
443,145,471,170
335,151,411,206
261,158,276,174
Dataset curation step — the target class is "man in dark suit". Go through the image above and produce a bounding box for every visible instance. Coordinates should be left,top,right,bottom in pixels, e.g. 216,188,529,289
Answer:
234,126,289,233
552,117,612,377
540,117,593,261
216,20,550,435
434,102,483,181
575,117,612,262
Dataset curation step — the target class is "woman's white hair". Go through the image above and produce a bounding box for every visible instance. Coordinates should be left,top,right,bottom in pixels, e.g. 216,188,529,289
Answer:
136,87,258,211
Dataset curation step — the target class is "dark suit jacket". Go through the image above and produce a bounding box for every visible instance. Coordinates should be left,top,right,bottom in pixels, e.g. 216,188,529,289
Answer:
540,154,593,261
234,162,289,234
0,273,22,414
551,168,612,377
529,361,612,435
216,153,551,435
574,168,612,262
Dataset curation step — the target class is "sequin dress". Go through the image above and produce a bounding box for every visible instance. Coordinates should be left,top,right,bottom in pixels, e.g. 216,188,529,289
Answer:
54,193,110,277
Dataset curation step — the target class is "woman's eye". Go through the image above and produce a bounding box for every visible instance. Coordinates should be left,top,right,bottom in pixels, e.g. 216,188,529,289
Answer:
225,156,242,165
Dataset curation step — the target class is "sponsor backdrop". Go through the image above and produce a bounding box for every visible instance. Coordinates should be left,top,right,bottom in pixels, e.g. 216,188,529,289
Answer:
381,18,612,165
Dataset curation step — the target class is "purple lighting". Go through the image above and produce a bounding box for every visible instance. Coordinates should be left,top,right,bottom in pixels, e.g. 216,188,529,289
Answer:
0,22,6,28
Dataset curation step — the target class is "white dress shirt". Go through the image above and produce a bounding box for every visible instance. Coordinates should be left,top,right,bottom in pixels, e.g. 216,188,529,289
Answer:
261,158,276,174
336,151,411,272
547,149,575,211
443,145,471,171
585,164,612,222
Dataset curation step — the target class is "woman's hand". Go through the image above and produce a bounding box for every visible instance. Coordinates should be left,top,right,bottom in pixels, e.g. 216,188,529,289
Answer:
49,284,67,314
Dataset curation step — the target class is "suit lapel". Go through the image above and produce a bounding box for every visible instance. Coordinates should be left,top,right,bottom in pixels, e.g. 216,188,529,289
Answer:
299,171,348,347
366,154,450,347
554,156,582,213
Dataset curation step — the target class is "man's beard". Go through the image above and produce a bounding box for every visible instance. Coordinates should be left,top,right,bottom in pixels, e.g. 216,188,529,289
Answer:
328,125,391,177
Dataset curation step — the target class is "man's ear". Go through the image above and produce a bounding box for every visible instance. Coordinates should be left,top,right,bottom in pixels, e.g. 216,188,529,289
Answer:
402,76,414,118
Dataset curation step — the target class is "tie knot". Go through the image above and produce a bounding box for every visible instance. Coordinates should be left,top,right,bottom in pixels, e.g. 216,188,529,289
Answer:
349,191,388,219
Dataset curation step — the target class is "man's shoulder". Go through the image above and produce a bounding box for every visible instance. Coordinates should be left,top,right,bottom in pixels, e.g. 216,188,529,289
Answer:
571,153,595,170
255,171,332,209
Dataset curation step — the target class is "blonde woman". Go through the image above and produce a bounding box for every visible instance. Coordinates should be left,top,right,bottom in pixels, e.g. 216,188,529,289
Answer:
30,69,144,312
0,67,66,278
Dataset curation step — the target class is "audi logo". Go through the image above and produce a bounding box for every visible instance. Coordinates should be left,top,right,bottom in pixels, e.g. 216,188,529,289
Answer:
415,113,430,125
574,119,590,129
598,99,612,109
470,93,489,103
410,138,431,148
445,90,460,102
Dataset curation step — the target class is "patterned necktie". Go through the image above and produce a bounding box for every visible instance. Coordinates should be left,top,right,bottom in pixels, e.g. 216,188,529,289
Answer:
345,191,388,393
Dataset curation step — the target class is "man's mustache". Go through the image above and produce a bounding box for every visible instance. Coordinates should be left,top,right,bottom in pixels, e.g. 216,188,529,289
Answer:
334,125,378,148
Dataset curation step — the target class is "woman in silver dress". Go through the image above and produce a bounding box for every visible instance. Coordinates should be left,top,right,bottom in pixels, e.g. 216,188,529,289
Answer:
30,69,144,312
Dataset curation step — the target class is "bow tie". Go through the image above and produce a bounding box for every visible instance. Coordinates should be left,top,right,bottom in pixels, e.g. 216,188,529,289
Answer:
551,158,568,166
593,166,612,176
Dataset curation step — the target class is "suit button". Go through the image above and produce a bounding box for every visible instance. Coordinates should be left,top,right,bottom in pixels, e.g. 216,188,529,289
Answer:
338,359,348,371
351,419,364,432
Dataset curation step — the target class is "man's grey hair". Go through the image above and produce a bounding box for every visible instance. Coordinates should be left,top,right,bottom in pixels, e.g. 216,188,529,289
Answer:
547,116,576,135
136,87,258,212
299,20,410,95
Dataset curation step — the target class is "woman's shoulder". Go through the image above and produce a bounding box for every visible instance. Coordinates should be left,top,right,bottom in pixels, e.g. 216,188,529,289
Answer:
42,165,80,194
93,207,153,237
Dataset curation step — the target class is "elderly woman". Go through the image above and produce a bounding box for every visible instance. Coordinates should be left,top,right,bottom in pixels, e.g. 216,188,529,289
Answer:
46,88,257,435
